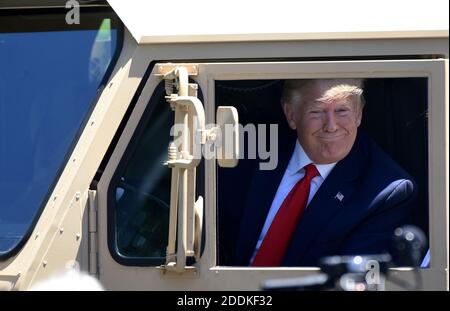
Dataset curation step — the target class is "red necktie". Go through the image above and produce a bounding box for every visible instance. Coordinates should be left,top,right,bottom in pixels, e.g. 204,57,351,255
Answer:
251,163,320,266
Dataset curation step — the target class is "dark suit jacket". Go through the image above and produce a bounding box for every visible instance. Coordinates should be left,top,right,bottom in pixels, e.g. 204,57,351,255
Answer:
230,131,417,266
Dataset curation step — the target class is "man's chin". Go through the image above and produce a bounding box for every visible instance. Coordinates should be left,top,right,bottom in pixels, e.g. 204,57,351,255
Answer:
315,149,348,164
315,157,341,164
304,143,349,164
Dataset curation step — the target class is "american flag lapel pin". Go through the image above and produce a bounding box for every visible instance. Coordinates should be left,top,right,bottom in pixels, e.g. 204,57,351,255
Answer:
335,192,344,202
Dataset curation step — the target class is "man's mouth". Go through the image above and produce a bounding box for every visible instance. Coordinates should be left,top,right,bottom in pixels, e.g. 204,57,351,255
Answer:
317,134,344,141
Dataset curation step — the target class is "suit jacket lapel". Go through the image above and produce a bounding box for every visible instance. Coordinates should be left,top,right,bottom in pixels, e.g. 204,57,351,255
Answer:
233,137,296,265
283,133,366,266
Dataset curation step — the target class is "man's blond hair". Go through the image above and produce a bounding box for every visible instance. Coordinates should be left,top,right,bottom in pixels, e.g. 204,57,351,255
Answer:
281,79,365,109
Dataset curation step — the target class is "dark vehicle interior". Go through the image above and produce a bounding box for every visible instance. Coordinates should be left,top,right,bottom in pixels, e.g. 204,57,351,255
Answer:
216,78,428,266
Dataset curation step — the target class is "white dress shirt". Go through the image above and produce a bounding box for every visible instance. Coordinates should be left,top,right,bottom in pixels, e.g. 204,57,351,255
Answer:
250,141,337,264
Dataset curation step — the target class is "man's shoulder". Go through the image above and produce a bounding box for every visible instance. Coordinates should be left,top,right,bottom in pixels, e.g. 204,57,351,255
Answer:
356,131,414,181
351,132,418,212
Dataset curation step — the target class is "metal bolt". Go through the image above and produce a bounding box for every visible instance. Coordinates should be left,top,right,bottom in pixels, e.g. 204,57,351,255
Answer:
76,233,81,240
75,192,81,201
43,261,47,267
59,228,64,234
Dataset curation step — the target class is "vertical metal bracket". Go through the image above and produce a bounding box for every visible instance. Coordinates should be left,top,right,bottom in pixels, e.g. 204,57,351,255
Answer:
88,190,98,276
157,64,204,274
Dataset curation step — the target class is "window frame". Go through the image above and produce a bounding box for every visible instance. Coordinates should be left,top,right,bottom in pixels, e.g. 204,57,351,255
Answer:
105,63,207,266
198,59,447,290
106,75,171,266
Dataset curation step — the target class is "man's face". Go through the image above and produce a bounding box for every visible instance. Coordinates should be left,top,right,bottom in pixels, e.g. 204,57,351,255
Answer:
283,82,362,164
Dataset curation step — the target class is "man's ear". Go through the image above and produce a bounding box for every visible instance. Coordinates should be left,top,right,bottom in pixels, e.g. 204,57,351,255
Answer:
356,96,365,127
356,104,363,127
356,114,362,127
282,103,297,130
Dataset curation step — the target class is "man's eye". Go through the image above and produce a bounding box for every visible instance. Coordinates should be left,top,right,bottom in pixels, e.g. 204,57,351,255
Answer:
336,109,350,114
310,110,322,114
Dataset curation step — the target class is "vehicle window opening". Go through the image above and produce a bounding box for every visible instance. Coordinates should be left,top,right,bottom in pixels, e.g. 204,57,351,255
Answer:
107,80,205,266
216,78,428,267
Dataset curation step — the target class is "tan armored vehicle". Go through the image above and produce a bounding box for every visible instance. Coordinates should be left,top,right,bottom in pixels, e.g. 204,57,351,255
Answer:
0,0,448,291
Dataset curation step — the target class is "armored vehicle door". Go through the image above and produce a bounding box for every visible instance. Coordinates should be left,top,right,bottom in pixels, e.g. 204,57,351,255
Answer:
94,60,447,290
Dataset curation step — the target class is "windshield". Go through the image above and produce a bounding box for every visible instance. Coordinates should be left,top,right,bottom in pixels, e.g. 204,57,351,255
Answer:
0,12,119,258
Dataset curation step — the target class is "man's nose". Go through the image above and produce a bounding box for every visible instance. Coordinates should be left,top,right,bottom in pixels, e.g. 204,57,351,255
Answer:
324,112,338,132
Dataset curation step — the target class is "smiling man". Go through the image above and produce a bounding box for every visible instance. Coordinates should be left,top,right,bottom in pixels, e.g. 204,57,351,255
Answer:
233,79,418,267
284,80,363,165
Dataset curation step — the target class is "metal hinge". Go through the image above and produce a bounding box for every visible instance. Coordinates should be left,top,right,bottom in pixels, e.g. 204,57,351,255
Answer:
155,63,198,76
88,190,98,276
